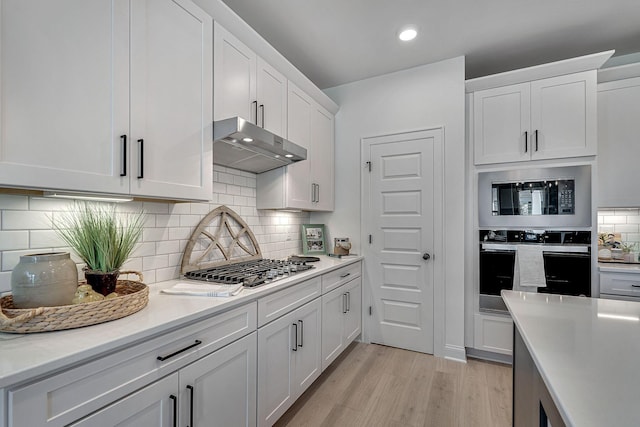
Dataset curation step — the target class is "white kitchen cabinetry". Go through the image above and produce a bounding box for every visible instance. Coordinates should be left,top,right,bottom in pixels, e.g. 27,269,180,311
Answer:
321,277,362,371
257,298,322,427
600,269,640,300
7,303,256,427
257,85,335,211
597,77,640,207
0,0,212,201
473,71,596,165
214,23,287,136
473,313,513,355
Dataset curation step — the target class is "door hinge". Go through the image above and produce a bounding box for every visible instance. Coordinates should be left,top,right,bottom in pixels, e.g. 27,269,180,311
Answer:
369,306,372,316
368,234,372,244
366,161,371,172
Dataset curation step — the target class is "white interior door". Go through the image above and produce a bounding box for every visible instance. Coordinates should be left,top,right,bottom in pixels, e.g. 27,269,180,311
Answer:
362,128,443,354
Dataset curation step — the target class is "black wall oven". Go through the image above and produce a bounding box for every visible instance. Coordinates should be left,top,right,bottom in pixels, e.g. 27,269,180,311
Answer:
479,230,591,313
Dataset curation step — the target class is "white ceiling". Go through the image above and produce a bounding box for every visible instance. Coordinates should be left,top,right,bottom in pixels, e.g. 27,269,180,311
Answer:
220,0,640,89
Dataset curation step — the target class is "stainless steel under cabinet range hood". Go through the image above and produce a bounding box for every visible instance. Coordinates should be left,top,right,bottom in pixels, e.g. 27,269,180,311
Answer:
213,117,307,174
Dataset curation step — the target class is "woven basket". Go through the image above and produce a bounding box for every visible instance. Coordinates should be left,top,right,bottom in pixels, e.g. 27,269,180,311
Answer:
0,271,149,334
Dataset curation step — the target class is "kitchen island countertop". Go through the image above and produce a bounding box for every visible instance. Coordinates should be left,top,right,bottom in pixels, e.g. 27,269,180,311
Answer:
503,290,640,426
0,255,362,389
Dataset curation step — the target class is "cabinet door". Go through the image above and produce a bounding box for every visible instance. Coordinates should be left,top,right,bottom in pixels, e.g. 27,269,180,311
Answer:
530,71,596,160
69,373,179,427
473,83,531,165
129,0,212,200
344,277,362,344
0,0,129,194
257,311,295,426
292,298,322,397
310,103,335,211
321,286,347,371
284,81,313,209
598,77,640,207
213,22,257,123
257,57,287,137
180,332,257,427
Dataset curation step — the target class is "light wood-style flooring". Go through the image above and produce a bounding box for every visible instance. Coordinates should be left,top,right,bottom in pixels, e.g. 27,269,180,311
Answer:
274,342,512,427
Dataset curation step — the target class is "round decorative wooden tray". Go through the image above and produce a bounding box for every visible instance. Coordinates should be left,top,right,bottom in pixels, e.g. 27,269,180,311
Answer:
0,276,148,334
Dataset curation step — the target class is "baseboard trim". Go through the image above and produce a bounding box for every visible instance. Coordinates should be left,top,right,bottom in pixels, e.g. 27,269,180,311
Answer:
466,347,513,365
444,344,467,363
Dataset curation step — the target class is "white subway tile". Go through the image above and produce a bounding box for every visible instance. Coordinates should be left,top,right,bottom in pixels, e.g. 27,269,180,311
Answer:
597,209,615,217
0,271,10,293
626,215,640,224
30,230,66,249
603,215,626,225
180,215,201,227
598,225,615,233
142,227,169,242
616,208,639,216
142,215,156,228
218,172,234,185
142,270,156,285
0,194,29,210
156,240,180,255
141,202,170,214
213,164,227,173
170,203,191,215
233,175,247,187
213,182,227,194
3,211,51,230
227,185,242,196
218,194,234,205
116,202,144,213
615,224,640,233
155,267,180,282
133,241,156,257
143,255,169,270
190,203,210,215
169,227,192,240
168,253,183,267
240,187,255,198
0,231,29,250
233,196,248,206
624,233,640,242
120,258,143,274
246,177,256,188
156,214,181,228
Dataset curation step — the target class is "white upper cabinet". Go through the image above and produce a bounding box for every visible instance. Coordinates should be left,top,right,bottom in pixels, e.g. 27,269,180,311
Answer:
256,83,335,211
473,71,597,165
214,22,287,136
598,76,640,207
0,0,212,201
0,0,129,195
130,0,213,200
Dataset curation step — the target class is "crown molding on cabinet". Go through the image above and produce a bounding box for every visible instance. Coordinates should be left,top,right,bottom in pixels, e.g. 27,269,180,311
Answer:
598,62,640,83
465,50,614,93
193,0,339,115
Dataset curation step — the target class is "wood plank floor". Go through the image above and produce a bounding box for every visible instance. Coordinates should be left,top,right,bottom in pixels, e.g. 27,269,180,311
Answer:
274,342,512,427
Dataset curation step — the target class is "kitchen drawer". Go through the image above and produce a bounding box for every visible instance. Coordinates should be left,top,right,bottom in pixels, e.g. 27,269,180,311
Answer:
600,271,640,299
321,262,361,293
8,302,257,427
257,276,321,327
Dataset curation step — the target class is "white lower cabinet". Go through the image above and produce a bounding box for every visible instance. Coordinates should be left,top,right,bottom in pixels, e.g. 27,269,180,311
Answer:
473,313,513,355
321,277,362,371
257,298,322,427
69,373,179,427
71,333,257,427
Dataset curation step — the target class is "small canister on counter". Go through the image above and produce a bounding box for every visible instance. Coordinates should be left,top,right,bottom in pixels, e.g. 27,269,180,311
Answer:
11,252,78,308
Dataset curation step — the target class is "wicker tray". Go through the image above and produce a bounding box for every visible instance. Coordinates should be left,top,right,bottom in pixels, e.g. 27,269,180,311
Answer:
0,274,149,334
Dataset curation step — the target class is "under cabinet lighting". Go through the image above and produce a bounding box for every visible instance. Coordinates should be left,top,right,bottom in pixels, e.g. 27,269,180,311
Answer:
43,191,133,203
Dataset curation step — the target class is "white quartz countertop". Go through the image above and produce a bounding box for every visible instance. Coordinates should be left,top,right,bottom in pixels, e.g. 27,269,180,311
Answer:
0,256,362,389
502,290,640,427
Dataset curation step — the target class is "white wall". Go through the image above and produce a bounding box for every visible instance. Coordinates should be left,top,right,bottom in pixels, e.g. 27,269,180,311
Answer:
312,56,466,361
0,165,309,293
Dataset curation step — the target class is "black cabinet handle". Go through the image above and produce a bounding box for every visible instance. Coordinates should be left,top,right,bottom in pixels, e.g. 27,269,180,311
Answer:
252,100,258,124
120,135,127,177
169,395,177,427
535,129,539,151
316,184,320,203
346,291,351,312
524,131,528,153
137,139,144,179
292,323,298,351
156,340,202,361
631,284,640,288
259,104,265,128
343,293,348,314
340,273,351,279
186,385,194,427
298,320,304,348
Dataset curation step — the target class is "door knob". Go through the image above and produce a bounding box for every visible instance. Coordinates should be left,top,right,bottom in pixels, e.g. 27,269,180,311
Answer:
423,253,431,260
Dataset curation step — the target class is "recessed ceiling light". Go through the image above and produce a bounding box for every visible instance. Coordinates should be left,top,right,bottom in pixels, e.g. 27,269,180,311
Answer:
398,27,417,42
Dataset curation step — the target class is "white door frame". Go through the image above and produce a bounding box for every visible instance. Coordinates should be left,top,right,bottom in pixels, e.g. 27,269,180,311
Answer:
360,127,446,357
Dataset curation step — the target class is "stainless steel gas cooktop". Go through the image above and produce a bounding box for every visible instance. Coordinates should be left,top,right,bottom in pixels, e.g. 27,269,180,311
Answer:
183,258,314,288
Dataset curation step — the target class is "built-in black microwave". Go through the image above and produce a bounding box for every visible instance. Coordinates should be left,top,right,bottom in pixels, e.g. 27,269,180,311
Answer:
478,165,591,228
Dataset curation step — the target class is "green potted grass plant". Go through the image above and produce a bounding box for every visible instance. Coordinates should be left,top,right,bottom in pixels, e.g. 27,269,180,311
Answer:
53,202,145,296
